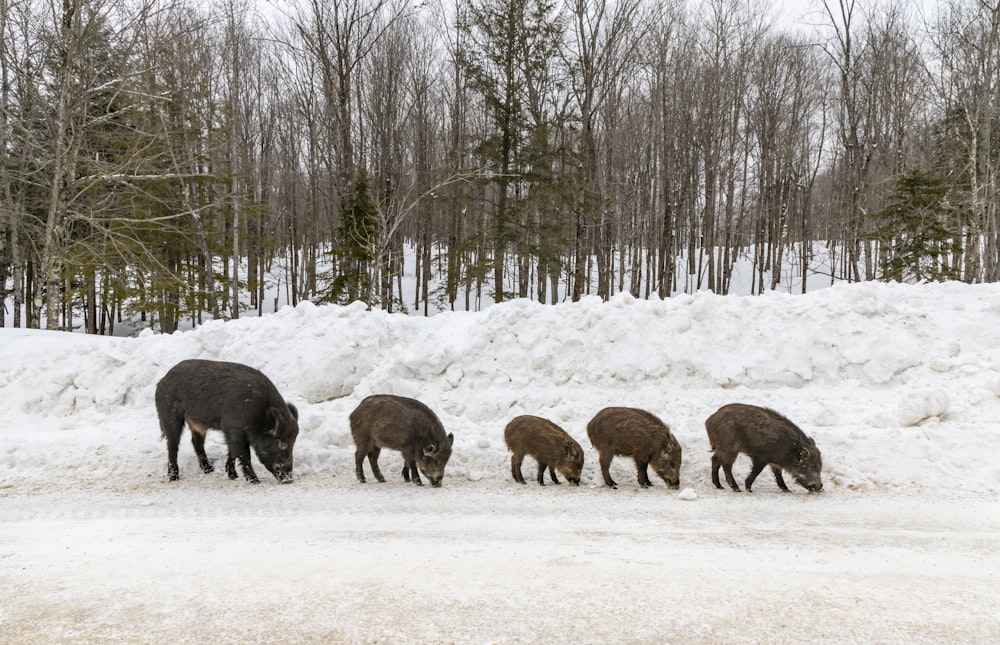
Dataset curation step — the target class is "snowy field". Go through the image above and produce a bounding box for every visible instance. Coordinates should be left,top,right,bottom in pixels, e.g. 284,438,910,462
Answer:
2,281,999,643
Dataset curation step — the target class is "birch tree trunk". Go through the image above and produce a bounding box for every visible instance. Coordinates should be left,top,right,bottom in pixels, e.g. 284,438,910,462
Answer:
39,0,80,330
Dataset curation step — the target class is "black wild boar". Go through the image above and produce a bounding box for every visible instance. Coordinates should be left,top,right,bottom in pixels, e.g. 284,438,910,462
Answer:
155,359,299,484
350,394,454,487
586,407,682,489
705,403,823,493
504,415,584,486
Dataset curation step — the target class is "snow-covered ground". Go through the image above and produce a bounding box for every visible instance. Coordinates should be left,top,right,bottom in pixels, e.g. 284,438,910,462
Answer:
2,281,999,643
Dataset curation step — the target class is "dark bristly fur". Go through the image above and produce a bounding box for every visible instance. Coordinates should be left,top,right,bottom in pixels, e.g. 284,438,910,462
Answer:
155,359,299,484
350,395,454,488
705,403,823,493
504,415,584,486
586,407,682,489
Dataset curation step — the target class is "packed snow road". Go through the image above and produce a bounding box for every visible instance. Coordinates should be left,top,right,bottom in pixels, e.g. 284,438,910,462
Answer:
1,475,996,644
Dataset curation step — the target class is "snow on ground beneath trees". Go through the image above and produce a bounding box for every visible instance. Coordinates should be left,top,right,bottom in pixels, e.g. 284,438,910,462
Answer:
1,281,999,643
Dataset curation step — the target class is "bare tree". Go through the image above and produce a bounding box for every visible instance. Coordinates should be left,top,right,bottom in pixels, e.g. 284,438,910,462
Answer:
647,10,697,297
3,0,988,333
820,0,921,283
23,0,168,329
290,0,408,200
0,0,22,327
929,0,1000,282
745,32,826,294
565,0,650,300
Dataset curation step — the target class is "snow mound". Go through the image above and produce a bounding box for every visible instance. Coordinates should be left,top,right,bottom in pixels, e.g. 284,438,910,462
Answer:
2,281,1000,493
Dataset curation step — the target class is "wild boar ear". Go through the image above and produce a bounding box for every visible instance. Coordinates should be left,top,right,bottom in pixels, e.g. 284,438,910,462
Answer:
266,407,282,435
798,444,811,460
447,433,454,446
286,402,299,421
423,442,439,457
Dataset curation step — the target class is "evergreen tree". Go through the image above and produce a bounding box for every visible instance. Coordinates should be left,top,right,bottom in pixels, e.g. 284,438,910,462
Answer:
867,171,963,282
321,171,378,305
459,0,564,302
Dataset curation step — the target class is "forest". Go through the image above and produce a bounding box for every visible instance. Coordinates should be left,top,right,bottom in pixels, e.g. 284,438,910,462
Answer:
1,0,998,333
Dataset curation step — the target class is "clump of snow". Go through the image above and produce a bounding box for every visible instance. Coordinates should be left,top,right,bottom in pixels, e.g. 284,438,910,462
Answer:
677,487,698,500
896,389,950,427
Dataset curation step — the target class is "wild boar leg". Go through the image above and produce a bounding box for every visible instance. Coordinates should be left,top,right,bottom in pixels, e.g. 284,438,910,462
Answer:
771,465,790,492
407,456,423,486
161,414,184,481
404,462,426,483
230,440,259,484
188,427,214,474
710,455,724,489
166,438,181,482
368,447,386,483
745,458,768,493
510,452,526,484
721,461,741,492
240,458,260,484
354,444,369,483
225,435,258,483
635,460,652,487
547,466,561,485
225,455,239,480
599,452,617,489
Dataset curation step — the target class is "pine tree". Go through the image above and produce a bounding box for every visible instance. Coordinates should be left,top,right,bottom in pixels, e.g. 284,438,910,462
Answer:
321,171,378,305
867,171,963,282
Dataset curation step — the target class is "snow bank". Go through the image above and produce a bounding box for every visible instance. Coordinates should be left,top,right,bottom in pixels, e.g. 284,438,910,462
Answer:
2,281,999,493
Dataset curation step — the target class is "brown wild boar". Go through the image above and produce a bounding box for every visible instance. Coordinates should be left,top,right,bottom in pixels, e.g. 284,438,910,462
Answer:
155,359,299,484
705,403,823,493
504,415,584,485
586,407,682,489
350,394,454,487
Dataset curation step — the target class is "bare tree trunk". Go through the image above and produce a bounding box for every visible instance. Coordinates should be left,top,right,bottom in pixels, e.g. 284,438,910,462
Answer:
0,0,17,328
572,204,586,301
225,0,245,320
36,0,83,330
